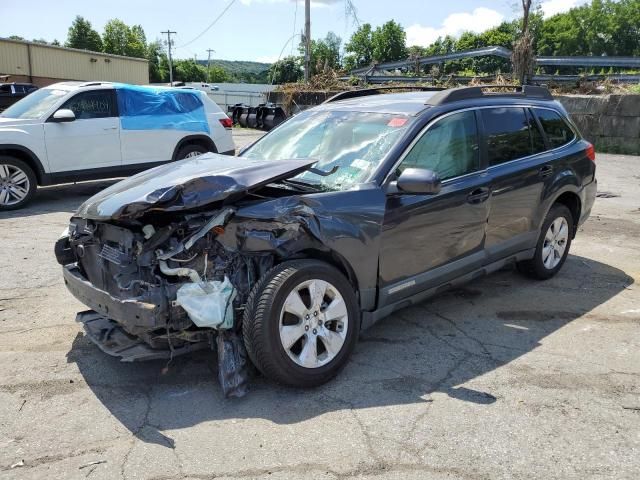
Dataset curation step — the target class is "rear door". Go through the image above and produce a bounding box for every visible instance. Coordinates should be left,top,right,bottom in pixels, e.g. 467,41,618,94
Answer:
481,106,550,260
44,89,121,172
379,110,491,306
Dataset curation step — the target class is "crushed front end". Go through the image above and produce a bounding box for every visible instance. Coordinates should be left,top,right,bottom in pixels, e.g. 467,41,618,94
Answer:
56,208,273,397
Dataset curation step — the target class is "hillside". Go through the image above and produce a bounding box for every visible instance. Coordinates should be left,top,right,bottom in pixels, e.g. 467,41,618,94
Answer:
196,59,271,83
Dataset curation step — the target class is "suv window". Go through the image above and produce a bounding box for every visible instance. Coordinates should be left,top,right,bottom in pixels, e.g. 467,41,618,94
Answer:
399,110,479,180
0,85,11,94
533,108,575,149
61,90,115,120
482,107,540,165
527,109,546,154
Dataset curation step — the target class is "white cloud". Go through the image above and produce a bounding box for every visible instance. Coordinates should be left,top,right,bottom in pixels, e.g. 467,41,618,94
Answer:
540,0,581,18
406,7,504,47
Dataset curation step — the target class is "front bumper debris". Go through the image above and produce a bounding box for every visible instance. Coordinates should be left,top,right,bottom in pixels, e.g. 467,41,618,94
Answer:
77,310,207,362
63,265,161,328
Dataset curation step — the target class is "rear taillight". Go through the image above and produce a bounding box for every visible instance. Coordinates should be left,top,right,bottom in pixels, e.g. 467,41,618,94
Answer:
219,117,233,129
586,142,596,162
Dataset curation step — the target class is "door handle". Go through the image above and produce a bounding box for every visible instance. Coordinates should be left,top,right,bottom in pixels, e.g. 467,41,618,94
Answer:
467,187,490,204
539,165,553,178
103,126,117,131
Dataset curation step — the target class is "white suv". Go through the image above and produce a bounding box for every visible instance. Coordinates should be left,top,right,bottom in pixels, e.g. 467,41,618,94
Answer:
0,81,235,210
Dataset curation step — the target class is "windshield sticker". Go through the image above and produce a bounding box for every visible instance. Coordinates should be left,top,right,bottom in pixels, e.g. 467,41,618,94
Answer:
387,117,408,127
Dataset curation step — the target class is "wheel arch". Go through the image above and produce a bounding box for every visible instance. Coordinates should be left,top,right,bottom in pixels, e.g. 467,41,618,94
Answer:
287,248,362,306
0,144,47,185
171,134,217,161
549,190,582,238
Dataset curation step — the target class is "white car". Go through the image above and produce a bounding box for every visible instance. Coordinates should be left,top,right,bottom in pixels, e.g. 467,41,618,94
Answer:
0,81,235,210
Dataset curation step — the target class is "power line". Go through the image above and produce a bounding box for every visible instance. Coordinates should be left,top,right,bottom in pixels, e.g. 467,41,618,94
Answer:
175,0,238,49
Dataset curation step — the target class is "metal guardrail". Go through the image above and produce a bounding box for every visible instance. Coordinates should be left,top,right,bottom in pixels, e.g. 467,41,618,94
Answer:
341,74,640,84
351,46,512,74
351,46,640,76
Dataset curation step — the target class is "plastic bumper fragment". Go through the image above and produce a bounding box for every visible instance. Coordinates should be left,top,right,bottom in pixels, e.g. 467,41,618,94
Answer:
216,330,250,398
76,311,207,362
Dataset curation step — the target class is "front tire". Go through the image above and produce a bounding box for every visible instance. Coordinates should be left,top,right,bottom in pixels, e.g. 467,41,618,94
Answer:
0,156,37,211
517,204,573,280
243,260,359,387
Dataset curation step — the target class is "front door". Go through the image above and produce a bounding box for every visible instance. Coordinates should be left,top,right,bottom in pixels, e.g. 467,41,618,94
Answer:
44,89,121,173
379,110,491,306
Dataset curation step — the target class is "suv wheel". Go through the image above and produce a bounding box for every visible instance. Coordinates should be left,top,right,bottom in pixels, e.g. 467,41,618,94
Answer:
517,204,573,280
176,144,209,160
0,156,37,211
243,260,359,387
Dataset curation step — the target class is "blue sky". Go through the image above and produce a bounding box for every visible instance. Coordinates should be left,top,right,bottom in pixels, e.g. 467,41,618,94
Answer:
0,0,585,63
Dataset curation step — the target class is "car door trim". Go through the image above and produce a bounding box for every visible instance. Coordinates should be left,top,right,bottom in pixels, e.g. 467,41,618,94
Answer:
364,247,535,330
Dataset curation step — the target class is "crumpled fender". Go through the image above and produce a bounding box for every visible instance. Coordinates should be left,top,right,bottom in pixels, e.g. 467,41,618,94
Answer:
216,185,387,308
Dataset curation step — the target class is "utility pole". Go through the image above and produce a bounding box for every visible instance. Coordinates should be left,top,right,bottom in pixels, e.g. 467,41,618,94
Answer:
206,49,215,82
304,0,310,82
161,30,176,86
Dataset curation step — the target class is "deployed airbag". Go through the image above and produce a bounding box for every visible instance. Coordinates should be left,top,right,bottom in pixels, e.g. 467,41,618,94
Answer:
175,277,236,329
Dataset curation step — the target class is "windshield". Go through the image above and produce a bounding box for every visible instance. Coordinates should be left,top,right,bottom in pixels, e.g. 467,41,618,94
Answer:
1,88,68,119
243,109,410,191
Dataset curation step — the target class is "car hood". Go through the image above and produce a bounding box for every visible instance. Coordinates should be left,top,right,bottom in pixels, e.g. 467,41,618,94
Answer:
0,117,41,127
75,153,316,221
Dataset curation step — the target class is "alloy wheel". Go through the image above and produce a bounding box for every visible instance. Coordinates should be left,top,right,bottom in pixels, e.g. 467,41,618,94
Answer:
279,279,349,368
0,164,30,206
542,217,569,269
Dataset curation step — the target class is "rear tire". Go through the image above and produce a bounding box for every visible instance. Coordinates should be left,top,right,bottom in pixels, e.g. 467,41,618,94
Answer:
243,260,359,387
176,143,209,160
0,156,37,211
517,204,573,280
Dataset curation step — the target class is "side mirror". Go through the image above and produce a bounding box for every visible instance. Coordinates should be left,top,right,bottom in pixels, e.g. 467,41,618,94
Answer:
396,168,441,195
51,109,76,122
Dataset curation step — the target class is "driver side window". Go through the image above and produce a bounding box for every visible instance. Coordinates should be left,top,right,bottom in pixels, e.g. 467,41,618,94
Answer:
60,90,116,120
399,110,479,180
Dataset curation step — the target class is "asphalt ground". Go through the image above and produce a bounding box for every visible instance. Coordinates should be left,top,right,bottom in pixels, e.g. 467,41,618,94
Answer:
0,134,638,479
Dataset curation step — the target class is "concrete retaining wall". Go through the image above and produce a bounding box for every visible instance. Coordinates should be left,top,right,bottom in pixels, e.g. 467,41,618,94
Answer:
270,91,640,155
555,95,640,155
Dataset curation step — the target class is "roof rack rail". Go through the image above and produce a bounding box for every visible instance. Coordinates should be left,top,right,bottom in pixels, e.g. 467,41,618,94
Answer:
323,85,446,104
80,81,113,87
426,85,553,105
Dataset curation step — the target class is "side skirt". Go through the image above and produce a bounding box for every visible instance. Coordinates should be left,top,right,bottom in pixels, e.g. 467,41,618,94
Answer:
360,248,535,331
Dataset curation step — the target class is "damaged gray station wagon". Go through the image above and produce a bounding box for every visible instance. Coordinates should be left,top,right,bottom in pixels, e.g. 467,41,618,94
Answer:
56,86,597,396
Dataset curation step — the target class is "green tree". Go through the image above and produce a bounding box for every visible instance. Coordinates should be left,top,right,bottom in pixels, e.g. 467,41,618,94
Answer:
372,20,407,63
302,31,342,75
269,56,302,84
173,59,207,82
102,19,130,56
146,40,167,83
344,23,374,71
65,16,103,52
127,25,147,58
207,65,230,83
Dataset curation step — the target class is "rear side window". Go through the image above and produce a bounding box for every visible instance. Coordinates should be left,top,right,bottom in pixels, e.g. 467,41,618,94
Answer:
481,107,539,165
533,108,575,149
